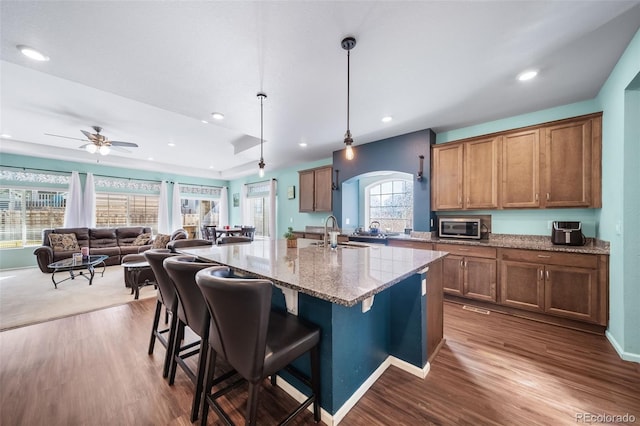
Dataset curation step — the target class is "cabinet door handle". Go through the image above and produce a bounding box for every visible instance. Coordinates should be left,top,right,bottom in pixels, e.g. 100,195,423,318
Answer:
458,248,470,251
535,193,539,201
546,270,549,280
460,259,464,268
466,196,470,205
539,269,543,280
537,254,551,258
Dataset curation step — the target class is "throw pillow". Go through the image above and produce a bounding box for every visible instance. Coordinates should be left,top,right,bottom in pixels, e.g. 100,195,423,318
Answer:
49,233,80,252
151,233,171,249
132,232,152,246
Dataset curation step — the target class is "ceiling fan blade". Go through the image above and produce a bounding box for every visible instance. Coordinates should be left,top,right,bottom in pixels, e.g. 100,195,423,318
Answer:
110,145,132,153
110,141,138,147
45,133,87,142
78,143,91,149
81,130,94,139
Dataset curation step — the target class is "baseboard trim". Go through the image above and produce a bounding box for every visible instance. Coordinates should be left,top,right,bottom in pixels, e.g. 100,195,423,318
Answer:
275,355,430,425
606,330,640,363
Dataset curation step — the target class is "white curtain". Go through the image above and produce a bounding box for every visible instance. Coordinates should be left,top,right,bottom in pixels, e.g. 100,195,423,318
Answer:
241,184,251,226
171,183,182,232
157,181,170,234
83,173,96,227
219,186,229,227
63,171,83,227
268,179,276,239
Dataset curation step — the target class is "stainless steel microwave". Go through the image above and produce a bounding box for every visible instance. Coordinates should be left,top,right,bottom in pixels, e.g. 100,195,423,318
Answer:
438,217,482,240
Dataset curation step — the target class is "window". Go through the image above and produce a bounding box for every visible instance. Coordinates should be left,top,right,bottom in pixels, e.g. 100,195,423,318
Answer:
246,182,272,238
0,188,67,248
95,193,159,231
366,179,413,233
179,185,221,238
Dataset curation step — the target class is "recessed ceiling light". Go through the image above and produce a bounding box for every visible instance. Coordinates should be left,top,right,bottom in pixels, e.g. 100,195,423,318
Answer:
211,112,224,120
168,142,175,147
0,134,11,138
148,157,154,161
17,45,50,61
201,120,208,124
299,142,307,147
517,70,538,81
209,165,214,169
381,116,393,123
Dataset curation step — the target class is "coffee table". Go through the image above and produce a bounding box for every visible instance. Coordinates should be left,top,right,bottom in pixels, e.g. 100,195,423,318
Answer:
47,255,108,289
121,259,155,300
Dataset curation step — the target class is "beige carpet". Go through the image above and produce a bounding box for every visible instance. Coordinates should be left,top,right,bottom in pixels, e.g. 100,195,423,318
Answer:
0,265,157,331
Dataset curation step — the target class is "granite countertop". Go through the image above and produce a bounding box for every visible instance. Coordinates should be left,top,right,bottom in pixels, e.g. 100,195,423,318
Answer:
388,232,610,255
177,238,448,307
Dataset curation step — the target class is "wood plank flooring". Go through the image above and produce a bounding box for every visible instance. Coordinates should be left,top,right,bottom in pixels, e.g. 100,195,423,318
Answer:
1,298,638,425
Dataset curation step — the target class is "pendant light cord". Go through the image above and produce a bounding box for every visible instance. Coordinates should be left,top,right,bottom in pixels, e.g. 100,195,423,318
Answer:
260,94,264,161
347,49,350,133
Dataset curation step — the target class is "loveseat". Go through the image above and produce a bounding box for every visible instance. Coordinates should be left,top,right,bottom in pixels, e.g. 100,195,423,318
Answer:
33,226,187,273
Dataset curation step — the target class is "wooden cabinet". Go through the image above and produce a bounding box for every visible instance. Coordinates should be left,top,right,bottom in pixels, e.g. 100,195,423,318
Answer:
432,137,499,210
542,117,601,207
499,249,603,324
464,137,500,209
387,239,433,250
501,129,540,208
433,112,602,210
299,166,333,212
431,143,463,210
436,244,497,302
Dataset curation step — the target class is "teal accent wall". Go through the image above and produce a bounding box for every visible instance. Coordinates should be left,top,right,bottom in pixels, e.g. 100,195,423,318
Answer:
227,158,333,239
596,28,640,361
0,153,228,269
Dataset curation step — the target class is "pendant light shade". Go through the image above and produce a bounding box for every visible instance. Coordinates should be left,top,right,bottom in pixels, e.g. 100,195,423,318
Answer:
257,92,267,177
342,36,356,161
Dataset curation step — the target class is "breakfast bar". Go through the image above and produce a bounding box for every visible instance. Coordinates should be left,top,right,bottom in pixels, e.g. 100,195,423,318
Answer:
178,239,447,424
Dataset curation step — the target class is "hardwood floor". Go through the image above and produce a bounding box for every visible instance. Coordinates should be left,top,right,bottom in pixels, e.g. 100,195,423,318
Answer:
1,299,638,425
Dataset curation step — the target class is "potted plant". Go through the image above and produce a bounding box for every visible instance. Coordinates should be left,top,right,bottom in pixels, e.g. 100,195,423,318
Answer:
284,227,297,248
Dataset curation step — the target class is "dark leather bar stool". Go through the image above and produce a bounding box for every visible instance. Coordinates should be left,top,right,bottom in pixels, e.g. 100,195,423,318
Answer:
195,268,321,425
167,238,213,253
143,249,179,378
164,256,229,423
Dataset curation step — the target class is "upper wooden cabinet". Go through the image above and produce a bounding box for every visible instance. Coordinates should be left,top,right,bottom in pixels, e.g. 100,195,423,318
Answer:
432,136,499,211
299,165,333,212
433,112,602,210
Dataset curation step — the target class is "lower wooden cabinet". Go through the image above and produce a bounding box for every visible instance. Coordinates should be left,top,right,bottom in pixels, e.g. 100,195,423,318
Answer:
439,243,608,330
437,244,497,302
499,248,605,325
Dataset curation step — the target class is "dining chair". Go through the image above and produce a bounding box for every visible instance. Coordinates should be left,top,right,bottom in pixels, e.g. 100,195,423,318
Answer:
164,256,230,422
143,249,179,378
217,236,251,245
195,268,321,425
241,226,256,241
201,226,217,241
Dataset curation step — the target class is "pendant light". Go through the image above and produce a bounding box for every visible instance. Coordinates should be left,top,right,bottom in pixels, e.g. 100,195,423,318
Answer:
257,92,267,177
342,36,356,161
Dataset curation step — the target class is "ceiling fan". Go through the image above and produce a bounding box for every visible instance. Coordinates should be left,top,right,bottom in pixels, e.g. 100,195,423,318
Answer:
45,126,139,155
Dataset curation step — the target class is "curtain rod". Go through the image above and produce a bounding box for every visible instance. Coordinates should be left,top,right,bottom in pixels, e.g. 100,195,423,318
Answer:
244,178,277,186
0,165,70,175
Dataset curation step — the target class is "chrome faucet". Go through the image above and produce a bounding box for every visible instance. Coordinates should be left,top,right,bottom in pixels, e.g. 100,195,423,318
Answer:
324,215,339,247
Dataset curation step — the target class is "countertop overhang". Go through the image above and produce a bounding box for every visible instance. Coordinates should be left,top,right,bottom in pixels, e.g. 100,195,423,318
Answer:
177,238,448,307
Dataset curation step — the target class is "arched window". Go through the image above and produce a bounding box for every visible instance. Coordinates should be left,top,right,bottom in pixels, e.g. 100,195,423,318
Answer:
365,179,413,233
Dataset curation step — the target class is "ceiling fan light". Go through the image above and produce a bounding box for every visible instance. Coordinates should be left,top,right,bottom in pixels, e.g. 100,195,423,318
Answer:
99,145,111,155
85,144,97,154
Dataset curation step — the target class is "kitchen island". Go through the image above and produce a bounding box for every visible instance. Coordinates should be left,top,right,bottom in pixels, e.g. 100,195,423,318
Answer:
178,238,447,424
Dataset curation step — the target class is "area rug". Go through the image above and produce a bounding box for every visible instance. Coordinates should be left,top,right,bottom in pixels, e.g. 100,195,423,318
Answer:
0,265,156,331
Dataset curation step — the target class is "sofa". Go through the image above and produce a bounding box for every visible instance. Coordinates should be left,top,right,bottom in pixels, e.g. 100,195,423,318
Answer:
34,226,187,274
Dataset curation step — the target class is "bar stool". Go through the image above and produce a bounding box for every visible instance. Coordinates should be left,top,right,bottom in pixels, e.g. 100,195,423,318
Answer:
143,249,178,378
163,256,229,423
195,268,321,425
167,238,212,253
